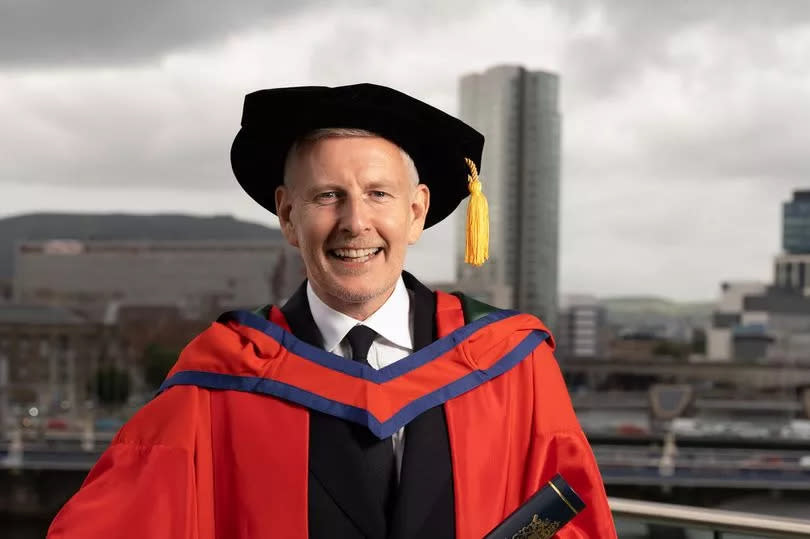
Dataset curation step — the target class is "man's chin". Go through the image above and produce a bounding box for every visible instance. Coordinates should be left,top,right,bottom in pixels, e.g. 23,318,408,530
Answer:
328,283,381,303
320,275,396,305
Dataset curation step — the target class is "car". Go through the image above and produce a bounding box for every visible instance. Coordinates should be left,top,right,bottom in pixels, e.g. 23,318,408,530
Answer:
617,423,648,436
47,418,69,430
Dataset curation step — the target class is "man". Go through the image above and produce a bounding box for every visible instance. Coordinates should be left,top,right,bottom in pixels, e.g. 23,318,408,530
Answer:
48,84,616,538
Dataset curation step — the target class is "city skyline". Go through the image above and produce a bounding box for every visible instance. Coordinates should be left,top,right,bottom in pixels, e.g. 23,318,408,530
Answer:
2,1,810,301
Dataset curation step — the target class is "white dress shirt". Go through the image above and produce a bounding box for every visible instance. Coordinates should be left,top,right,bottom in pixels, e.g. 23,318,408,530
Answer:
306,277,413,480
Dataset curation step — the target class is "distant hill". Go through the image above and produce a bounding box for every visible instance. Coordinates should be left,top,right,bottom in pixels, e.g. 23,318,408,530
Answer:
600,295,713,329
0,213,281,280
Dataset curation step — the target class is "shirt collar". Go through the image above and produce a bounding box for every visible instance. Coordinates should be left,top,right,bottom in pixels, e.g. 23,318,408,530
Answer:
306,276,413,353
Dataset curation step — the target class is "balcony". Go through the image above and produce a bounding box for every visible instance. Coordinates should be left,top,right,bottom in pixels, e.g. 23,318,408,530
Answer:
611,497,810,538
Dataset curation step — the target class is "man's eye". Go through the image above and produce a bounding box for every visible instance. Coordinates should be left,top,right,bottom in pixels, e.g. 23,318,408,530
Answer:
370,191,388,199
316,192,338,201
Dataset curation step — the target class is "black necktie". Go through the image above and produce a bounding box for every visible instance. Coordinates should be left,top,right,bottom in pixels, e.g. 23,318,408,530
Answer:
345,325,397,526
346,325,378,365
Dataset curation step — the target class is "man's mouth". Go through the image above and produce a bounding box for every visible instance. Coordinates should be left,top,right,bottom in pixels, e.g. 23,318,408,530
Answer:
328,247,383,262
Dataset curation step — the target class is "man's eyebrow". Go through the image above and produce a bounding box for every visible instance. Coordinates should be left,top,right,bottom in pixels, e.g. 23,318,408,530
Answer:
303,182,345,194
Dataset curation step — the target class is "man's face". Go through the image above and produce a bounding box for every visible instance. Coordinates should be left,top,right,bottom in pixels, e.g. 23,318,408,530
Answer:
275,136,430,318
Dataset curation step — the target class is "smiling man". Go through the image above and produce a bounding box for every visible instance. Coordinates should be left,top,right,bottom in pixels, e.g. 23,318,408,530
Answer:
276,130,429,321
48,84,615,538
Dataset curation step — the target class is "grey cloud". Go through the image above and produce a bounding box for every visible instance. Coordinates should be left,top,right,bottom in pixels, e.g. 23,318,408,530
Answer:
0,0,491,191
641,108,810,184
3,0,810,300
0,0,319,67
0,0,492,68
559,174,784,299
560,0,810,100
557,0,810,187
2,0,806,72
1,74,238,188
565,99,810,188
557,0,810,31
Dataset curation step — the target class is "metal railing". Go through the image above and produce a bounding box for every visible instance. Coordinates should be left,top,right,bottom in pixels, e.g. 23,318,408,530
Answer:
610,497,810,538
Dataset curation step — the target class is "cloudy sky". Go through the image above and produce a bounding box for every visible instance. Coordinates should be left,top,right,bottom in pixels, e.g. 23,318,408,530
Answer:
2,0,809,301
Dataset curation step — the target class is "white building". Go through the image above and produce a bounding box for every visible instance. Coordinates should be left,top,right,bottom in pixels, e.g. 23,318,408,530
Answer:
706,281,767,361
557,294,606,359
707,281,810,364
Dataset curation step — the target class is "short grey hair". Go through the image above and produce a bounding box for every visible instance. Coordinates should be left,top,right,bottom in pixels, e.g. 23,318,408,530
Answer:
283,127,420,187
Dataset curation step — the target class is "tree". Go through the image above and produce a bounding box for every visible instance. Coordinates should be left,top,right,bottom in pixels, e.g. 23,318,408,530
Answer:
652,340,689,359
143,343,180,390
691,328,706,354
94,366,131,405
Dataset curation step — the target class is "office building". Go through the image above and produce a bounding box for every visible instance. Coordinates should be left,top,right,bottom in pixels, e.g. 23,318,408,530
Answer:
776,191,810,295
707,281,810,364
706,281,768,361
774,253,810,295
783,190,810,255
0,305,99,420
557,294,607,359
456,65,561,330
13,238,304,320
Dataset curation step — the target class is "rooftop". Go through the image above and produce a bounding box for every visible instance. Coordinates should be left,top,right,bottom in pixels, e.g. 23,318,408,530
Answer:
0,304,86,325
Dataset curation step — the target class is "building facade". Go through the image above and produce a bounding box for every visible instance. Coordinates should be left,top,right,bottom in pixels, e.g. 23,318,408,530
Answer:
707,281,810,364
706,191,810,363
456,65,561,330
557,294,607,360
783,190,810,255
774,253,810,295
776,191,810,294
706,281,768,362
13,239,304,320
0,305,100,425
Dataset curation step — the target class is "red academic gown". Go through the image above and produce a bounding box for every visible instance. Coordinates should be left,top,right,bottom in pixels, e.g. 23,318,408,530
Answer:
48,280,616,538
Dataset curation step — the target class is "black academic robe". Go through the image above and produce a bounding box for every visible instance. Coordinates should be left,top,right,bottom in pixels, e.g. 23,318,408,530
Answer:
280,272,455,539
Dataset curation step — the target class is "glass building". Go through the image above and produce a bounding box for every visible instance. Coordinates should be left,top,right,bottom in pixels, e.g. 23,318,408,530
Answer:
776,191,810,293
783,190,810,254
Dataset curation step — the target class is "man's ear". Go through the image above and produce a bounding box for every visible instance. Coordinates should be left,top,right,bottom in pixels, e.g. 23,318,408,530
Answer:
407,183,430,245
275,185,299,247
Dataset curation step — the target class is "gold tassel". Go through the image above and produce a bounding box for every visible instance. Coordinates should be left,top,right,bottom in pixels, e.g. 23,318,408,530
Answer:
464,157,489,266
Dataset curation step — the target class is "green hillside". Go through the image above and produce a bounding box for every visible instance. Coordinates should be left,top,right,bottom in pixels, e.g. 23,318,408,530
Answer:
601,296,713,327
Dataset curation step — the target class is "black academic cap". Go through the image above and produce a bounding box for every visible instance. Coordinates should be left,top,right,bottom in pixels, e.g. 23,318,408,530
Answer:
230,83,485,228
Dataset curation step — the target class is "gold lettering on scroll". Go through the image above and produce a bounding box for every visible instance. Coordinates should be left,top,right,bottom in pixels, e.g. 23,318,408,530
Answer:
510,514,561,539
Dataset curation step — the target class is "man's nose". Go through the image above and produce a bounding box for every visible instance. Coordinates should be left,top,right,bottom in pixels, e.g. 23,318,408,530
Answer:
338,194,371,235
